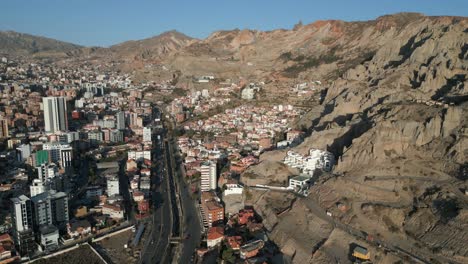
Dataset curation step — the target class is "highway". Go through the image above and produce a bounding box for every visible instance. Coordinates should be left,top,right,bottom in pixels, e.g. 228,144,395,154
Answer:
167,137,202,264
140,109,172,264
139,107,202,264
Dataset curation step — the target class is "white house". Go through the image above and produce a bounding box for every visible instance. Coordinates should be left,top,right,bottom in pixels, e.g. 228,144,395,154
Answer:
102,204,124,220
289,175,310,189
223,184,243,196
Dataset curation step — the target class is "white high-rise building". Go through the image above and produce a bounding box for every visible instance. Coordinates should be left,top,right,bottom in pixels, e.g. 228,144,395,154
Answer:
106,176,120,197
11,195,35,255
200,161,217,191
11,195,33,233
143,127,152,142
43,97,68,133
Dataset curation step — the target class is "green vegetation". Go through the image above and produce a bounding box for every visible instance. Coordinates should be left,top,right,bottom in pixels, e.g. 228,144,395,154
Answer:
221,247,236,263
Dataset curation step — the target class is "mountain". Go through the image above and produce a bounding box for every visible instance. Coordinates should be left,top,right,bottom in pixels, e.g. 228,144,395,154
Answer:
0,31,82,57
109,30,194,61
234,13,468,264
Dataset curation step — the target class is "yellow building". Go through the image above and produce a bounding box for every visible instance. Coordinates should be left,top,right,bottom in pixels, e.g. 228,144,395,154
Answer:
353,246,370,260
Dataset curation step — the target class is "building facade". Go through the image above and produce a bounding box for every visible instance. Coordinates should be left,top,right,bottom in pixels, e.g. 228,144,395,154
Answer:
43,97,68,133
200,161,217,191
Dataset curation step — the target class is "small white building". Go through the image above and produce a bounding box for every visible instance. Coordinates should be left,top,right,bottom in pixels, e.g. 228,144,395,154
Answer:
241,87,255,100
289,175,310,189
102,204,125,220
223,184,243,196
40,225,59,251
128,150,151,161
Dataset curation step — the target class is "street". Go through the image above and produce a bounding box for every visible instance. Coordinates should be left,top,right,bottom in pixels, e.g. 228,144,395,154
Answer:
139,107,202,264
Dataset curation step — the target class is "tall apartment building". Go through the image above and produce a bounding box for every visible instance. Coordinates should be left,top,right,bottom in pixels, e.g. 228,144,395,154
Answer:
0,117,8,138
143,127,152,142
42,97,68,133
116,111,126,130
110,129,123,143
31,190,69,232
200,161,217,191
106,176,120,197
200,192,224,228
11,195,35,256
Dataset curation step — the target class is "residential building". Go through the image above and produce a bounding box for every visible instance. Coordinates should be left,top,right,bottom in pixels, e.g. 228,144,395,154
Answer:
200,161,217,191
128,150,151,161
200,192,224,227
11,195,35,256
88,130,103,144
39,225,59,251
0,118,8,138
207,226,224,248
240,239,264,259
223,184,243,196
31,190,69,232
85,186,103,200
16,144,31,162
42,142,73,169
30,179,47,197
289,175,310,189
143,127,152,142
36,163,57,183
226,236,243,250
102,204,124,220
42,97,68,133
241,87,255,100
110,129,123,143
67,220,91,238
106,176,120,197
284,149,335,176
116,111,126,130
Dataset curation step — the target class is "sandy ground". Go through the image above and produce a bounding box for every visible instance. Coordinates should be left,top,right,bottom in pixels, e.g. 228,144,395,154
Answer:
96,229,138,264
32,244,105,264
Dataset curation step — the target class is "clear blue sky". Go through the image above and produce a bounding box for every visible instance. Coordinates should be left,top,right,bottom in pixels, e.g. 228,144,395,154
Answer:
1,0,466,47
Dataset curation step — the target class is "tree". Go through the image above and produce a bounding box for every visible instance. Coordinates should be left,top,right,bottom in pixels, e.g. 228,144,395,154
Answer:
222,248,236,263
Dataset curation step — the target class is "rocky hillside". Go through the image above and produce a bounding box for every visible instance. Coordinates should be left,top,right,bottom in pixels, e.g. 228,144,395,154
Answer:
109,30,193,61
238,13,467,264
0,31,82,57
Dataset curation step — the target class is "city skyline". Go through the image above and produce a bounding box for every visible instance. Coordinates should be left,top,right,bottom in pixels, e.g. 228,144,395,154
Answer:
1,0,467,46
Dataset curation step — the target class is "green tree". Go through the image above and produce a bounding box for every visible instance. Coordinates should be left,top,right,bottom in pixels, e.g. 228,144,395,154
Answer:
222,248,236,263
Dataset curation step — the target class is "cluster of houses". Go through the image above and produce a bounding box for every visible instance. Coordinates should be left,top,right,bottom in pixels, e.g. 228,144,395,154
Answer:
284,149,335,193
199,207,270,262
170,88,233,123
126,145,153,217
